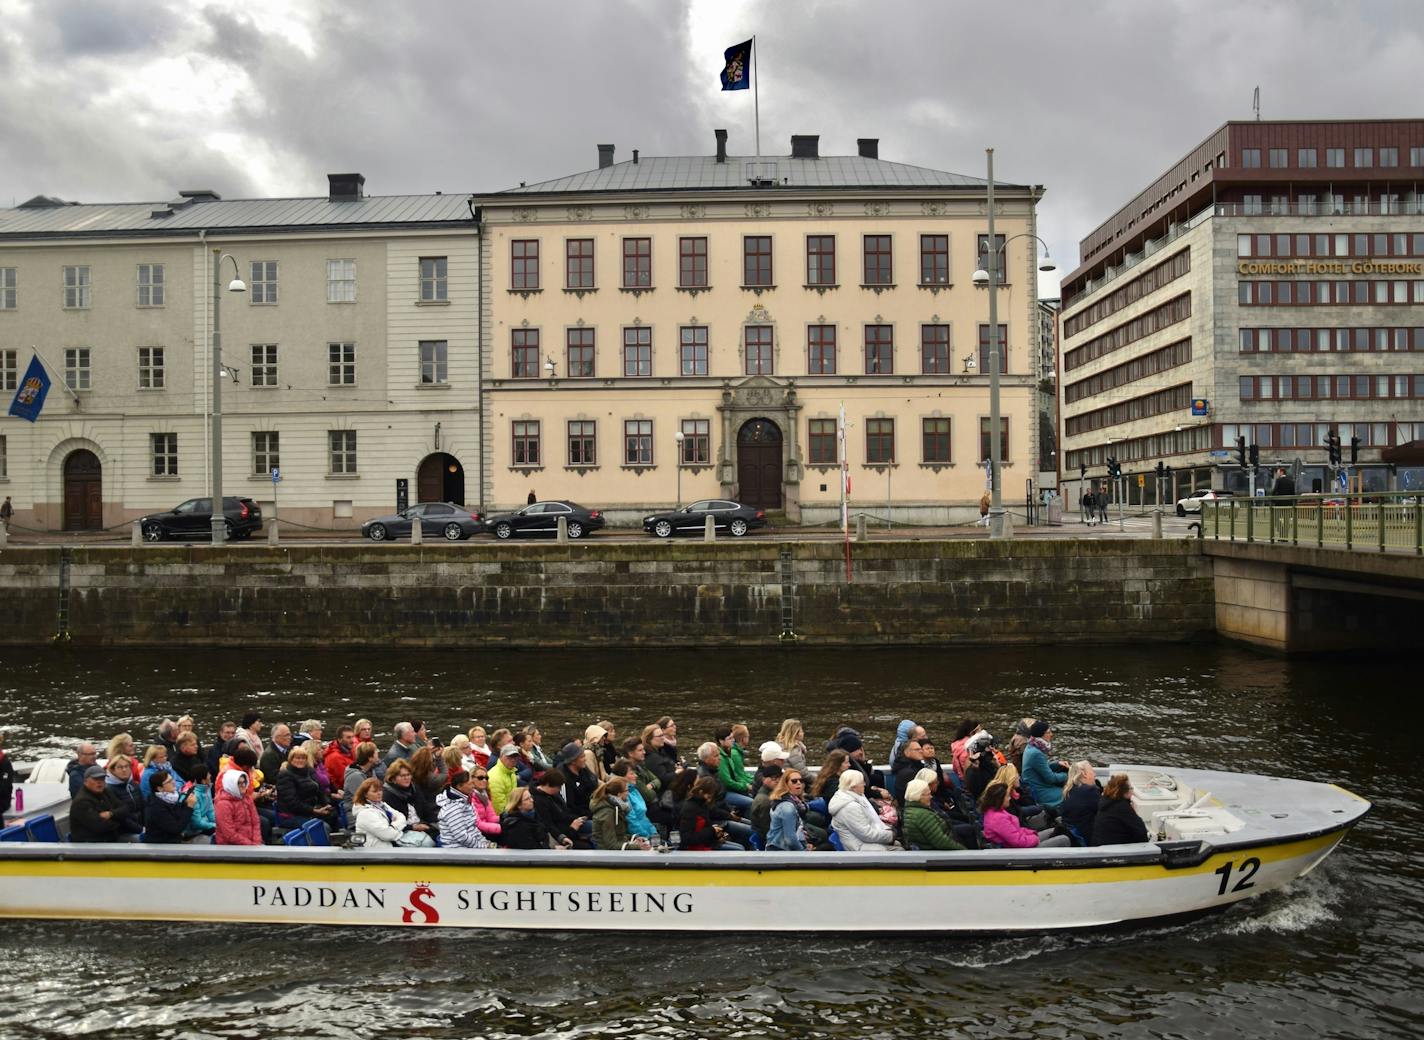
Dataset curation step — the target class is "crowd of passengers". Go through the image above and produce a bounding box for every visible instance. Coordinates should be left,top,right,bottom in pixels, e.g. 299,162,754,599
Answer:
41,712,1151,852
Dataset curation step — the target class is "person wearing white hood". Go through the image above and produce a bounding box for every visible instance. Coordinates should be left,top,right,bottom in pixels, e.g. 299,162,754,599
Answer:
352,777,407,850
828,769,897,851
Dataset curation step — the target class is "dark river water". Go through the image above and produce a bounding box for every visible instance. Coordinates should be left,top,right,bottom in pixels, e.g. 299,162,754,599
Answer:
0,644,1418,1040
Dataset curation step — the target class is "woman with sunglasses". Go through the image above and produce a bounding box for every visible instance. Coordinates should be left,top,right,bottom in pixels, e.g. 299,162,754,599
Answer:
467,767,503,843
766,770,809,851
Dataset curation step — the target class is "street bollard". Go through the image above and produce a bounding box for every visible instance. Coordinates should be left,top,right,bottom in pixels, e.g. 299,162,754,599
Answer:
856,513,868,542
267,519,279,545
556,515,568,543
131,520,141,546
410,519,422,544
704,515,715,541
1152,509,1163,539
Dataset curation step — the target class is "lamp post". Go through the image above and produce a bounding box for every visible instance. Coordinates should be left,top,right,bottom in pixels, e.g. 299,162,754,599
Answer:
971,148,1055,539
210,251,247,543
674,430,685,507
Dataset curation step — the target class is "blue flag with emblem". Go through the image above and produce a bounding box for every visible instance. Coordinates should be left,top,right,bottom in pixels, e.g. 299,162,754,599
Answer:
8,353,51,423
720,38,752,90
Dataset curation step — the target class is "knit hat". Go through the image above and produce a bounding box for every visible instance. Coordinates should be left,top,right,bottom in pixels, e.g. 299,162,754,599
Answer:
448,770,469,788
760,741,787,764
1029,721,1050,739
837,734,863,753
904,778,931,804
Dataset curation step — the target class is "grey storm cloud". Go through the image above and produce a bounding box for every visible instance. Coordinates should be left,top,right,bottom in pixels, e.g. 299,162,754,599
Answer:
1,0,1421,279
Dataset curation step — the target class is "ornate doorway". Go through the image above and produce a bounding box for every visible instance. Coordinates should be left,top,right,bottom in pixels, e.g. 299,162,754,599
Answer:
416,453,465,505
63,450,103,530
737,419,783,509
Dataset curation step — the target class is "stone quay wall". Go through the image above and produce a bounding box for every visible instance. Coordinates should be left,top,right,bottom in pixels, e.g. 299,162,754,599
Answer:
0,540,1215,649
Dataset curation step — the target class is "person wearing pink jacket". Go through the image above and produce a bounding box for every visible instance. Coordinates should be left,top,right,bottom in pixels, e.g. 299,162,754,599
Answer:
978,782,1070,849
468,767,502,841
215,768,263,845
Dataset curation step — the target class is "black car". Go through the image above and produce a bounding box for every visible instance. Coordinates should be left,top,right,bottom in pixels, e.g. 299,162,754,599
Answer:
643,499,767,538
484,500,604,540
140,497,263,542
361,502,485,542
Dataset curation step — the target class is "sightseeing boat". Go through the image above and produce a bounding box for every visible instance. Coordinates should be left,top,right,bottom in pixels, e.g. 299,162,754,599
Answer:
0,765,1369,932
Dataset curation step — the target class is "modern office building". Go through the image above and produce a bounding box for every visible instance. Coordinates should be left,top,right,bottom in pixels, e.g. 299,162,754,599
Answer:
476,131,1049,522
0,175,478,531
1059,119,1424,504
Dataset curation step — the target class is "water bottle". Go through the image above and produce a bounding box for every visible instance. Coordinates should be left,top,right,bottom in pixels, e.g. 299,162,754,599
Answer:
13,788,22,814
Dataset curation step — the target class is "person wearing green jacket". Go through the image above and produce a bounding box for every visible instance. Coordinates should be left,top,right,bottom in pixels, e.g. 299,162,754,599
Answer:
902,778,966,851
591,777,650,851
487,743,522,814
714,725,753,806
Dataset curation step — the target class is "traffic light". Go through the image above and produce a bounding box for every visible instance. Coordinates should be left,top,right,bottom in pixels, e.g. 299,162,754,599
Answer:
1155,460,1165,479
1079,463,1087,479
1325,429,1341,466
1350,436,1360,465
1236,436,1247,469
1248,443,1260,469
1106,456,1120,480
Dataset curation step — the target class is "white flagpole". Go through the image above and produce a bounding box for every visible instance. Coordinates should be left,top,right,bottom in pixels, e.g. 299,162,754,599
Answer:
752,35,760,161
30,346,81,404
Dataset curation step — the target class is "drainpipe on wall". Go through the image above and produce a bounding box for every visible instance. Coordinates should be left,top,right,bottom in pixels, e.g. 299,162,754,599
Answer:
468,197,485,512
198,229,210,499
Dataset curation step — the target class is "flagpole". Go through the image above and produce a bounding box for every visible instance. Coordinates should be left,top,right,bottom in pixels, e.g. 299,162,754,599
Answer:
752,34,760,161
30,346,81,404
839,402,852,583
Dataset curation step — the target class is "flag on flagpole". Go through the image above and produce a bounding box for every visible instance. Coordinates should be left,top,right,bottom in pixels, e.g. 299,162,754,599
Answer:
720,38,752,90
8,353,51,423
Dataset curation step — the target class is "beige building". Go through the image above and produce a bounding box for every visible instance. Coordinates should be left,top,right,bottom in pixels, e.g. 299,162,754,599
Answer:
477,132,1047,523
0,176,479,532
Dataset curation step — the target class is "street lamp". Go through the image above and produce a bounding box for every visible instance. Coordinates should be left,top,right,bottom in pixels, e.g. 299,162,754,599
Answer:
673,430,685,507
211,251,246,543
544,355,557,379
970,147,1056,539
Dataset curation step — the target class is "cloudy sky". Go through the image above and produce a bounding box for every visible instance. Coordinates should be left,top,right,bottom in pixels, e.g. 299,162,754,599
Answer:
1,0,1420,289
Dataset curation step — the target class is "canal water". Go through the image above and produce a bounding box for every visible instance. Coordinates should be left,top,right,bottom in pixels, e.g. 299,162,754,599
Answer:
0,644,1417,1039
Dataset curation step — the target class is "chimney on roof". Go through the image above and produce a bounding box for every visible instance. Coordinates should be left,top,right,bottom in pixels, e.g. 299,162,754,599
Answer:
598,144,615,169
179,189,221,204
791,134,820,159
328,173,365,202
632,149,639,165
714,129,728,163
857,138,879,160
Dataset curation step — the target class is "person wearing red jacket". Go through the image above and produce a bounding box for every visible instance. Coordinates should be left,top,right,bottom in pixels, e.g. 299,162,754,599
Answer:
324,725,357,792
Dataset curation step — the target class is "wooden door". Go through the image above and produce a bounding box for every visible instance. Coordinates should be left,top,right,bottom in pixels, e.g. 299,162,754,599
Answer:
737,420,783,509
63,450,103,530
417,455,444,504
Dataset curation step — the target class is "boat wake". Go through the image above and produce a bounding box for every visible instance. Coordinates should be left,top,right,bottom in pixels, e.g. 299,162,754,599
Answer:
1218,867,1342,936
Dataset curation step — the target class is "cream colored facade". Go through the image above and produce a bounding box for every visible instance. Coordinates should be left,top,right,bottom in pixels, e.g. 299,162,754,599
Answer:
0,188,479,531
478,143,1046,523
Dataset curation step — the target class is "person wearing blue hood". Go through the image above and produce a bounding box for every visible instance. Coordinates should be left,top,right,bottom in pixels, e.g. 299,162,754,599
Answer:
887,719,917,767
1020,721,1070,810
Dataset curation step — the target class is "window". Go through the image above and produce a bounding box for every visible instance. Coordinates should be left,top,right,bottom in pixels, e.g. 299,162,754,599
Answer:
251,344,278,387
568,421,597,466
623,238,651,288
63,266,90,308
807,325,836,374
1295,148,1317,168
1242,194,1263,215
1413,147,1424,167
250,261,278,304
865,418,895,464
328,342,355,386
679,237,708,288
329,430,357,474
979,417,1009,462
680,419,710,464
150,433,177,476
920,235,948,285
138,346,164,389
624,419,653,466
567,328,595,377
680,326,708,375
978,324,1008,374
863,235,893,285
512,421,540,466
0,435,5,478
512,329,539,378
0,350,14,391
808,419,837,465
976,235,1006,283
1380,147,1398,168
63,347,90,390
1326,148,1344,168
0,268,13,309
252,432,279,476
921,325,951,374
327,259,356,302
1241,148,1261,168
864,325,893,374
419,257,447,302
922,418,951,464
806,235,836,286
622,327,651,377
743,236,772,286
744,326,773,375
419,340,448,384
137,264,164,306
566,239,594,289
1354,148,1373,168
512,240,540,290
1268,148,1287,168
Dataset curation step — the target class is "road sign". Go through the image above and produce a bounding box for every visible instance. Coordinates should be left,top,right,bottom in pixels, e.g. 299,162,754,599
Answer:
1136,473,1145,487
1191,398,1209,416
396,478,409,514
1208,450,1229,458
271,467,281,484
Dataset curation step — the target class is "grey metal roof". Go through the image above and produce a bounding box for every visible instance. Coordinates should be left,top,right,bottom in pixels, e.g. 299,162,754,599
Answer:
497,155,1024,196
0,193,475,239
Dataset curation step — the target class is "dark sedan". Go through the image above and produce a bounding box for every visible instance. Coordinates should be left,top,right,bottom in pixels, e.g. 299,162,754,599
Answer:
643,499,767,538
484,500,604,540
140,497,263,541
362,502,485,542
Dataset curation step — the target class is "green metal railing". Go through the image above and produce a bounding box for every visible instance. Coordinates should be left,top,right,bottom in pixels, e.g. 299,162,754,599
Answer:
1201,492,1424,553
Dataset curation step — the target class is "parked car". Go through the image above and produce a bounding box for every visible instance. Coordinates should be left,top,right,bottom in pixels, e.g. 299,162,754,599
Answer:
643,499,767,538
483,500,604,540
139,497,263,541
1175,489,1233,516
362,502,485,542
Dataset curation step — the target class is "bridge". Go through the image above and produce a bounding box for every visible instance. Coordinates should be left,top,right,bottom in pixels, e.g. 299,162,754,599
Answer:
1200,493,1424,654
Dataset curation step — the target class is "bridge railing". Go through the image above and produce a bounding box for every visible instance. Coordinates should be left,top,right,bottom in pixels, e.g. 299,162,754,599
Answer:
1201,492,1424,553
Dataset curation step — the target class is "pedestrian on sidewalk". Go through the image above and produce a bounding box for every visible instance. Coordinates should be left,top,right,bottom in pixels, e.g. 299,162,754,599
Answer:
1096,487,1109,524
979,490,991,527
0,496,12,533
